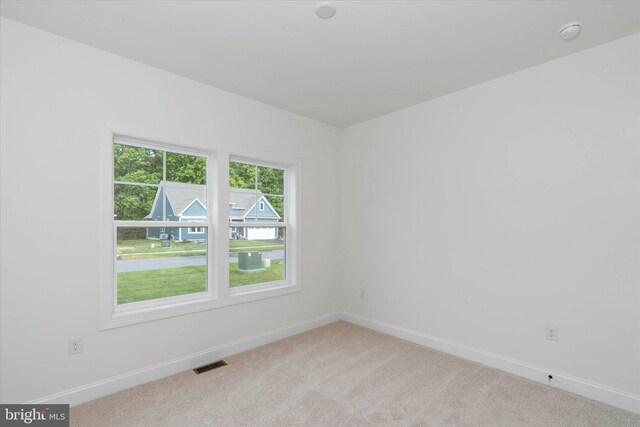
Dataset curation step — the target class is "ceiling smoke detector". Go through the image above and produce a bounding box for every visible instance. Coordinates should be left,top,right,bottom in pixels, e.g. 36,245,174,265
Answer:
558,21,582,41
315,2,336,19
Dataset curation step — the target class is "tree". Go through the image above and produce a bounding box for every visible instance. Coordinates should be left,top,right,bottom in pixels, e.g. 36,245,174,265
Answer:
229,162,256,189
166,152,206,184
113,145,161,225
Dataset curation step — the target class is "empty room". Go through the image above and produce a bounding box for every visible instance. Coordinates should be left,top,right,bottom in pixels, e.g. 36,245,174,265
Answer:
1,1,639,426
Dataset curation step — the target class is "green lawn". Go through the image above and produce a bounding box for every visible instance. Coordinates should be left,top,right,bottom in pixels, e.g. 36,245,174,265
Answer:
117,266,206,304
229,262,284,286
117,239,283,259
229,239,284,253
117,239,205,259
117,262,285,304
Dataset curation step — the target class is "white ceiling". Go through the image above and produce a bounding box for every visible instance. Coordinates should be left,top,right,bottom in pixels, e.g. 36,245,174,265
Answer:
1,1,639,128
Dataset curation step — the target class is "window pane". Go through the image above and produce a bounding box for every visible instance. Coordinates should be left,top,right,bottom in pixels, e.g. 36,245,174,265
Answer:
229,161,284,222
116,227,207,304
114,143,163,184
257,165,284,195
114,145,208,222
228,160,287,288
114,184,157,221
166,152,207,184
229,227,285,287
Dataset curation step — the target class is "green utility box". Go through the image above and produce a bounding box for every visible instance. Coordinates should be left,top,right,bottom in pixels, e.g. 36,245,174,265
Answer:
238,251,263,272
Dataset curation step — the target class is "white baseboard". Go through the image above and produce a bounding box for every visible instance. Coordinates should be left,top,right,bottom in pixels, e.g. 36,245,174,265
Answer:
28,312,341,407
27,310,639,415
340,311,640,415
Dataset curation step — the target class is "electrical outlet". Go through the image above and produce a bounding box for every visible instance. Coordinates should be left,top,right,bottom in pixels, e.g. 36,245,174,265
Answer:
68,337,83,355
545,326,558,341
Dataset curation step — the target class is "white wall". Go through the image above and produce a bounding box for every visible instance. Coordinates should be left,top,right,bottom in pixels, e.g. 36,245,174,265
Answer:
2,15,639,409
0,18,340,403
340,34,640,397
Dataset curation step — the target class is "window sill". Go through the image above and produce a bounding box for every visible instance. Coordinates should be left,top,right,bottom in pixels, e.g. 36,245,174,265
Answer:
100,282,300,330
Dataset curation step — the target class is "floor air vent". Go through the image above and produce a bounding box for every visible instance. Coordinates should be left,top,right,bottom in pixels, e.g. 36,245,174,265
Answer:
193,360,228,374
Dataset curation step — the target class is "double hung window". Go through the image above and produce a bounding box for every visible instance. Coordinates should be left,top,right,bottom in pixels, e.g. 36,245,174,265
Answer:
100,129,300,329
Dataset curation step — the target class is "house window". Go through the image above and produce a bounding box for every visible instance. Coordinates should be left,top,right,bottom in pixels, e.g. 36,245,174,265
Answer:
101,128,301,329
229,160,291,290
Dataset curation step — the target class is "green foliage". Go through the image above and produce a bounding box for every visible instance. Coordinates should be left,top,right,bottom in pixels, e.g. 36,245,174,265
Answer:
117,228,147,240
259,166,284,219
166,152,206,184
258,166,284,195
114,184,156,221
114,144,162,222
113,144,162,183
229,162,256,189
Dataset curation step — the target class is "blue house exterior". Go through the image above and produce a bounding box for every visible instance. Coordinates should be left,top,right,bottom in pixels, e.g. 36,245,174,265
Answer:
146,182,280,241
229,188,281,240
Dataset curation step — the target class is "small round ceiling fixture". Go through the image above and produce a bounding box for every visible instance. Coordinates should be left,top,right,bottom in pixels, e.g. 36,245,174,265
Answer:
315,2,336,19
558,21,582,41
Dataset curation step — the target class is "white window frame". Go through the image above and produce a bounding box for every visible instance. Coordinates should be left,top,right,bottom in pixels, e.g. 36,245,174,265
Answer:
99,125,302,330
259,201,265,211
227,157,294,295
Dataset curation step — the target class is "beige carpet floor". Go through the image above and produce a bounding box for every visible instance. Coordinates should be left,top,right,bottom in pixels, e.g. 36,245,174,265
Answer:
70,321,640,426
